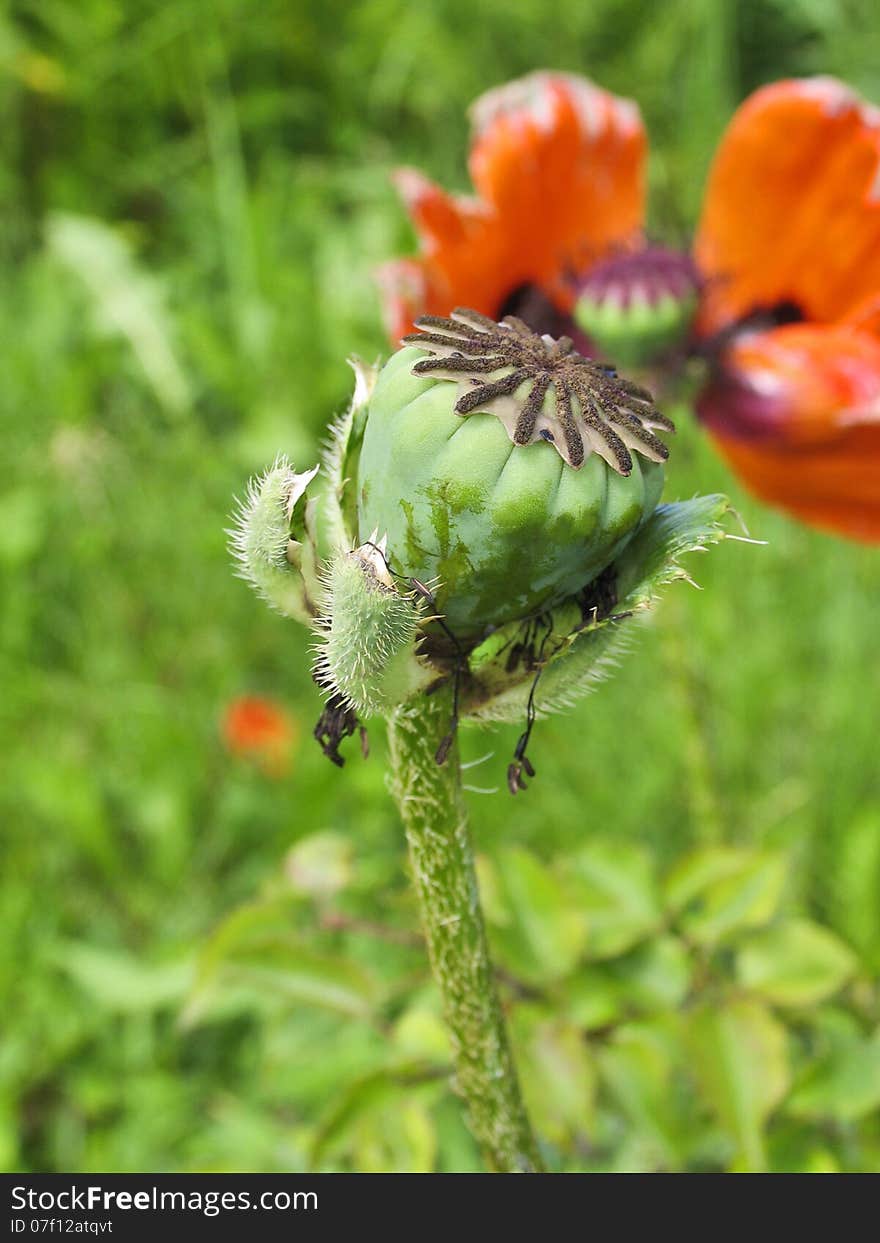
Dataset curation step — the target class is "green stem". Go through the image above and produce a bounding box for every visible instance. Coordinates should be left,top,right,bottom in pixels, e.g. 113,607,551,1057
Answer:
388,687,543,1173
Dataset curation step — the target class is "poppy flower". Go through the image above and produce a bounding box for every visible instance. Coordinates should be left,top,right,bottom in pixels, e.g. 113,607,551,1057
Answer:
694,77,880,541
380,71,880,542
222,695,297,777
377,71,697,356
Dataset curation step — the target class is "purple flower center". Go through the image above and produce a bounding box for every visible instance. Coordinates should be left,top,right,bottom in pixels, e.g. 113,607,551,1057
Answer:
576,246,700,309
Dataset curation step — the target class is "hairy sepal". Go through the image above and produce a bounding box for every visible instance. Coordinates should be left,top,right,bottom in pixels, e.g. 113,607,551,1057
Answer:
314,545,433,716
320,357,378,553
229,456,320,623
464,494,733,724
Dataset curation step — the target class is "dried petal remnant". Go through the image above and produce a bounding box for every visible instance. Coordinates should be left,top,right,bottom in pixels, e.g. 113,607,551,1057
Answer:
404,308,673,473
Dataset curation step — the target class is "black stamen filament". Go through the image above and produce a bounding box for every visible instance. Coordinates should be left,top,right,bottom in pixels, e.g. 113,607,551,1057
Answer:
507,614,554,795
313,690,365,768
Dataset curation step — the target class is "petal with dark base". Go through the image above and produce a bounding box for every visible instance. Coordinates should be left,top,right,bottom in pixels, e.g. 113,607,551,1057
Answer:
696,77,880,336
378,72,647,341
700,324,880,541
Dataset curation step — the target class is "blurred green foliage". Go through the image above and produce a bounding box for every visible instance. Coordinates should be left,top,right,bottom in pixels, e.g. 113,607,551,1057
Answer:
2,0,879,1172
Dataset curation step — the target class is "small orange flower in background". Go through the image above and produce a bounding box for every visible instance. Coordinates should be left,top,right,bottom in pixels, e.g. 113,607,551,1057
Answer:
694,78,880,542
380,71,880,543
222,695,297,777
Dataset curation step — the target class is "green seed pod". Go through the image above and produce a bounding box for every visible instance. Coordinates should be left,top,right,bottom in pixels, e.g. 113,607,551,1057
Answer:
232,312,733,780
356,309,674,638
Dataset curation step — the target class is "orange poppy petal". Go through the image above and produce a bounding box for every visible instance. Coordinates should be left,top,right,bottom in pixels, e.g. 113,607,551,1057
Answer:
375,257,431,345
391,168,483,252
698,323,880,541
711,432,880,542
696,77,880,335
842,291,880,336
377,72,647,340
468,72,646,304
378,169,510,336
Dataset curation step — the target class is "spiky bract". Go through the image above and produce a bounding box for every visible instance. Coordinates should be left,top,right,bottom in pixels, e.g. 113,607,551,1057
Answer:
228,456,319,622
313,544,431,716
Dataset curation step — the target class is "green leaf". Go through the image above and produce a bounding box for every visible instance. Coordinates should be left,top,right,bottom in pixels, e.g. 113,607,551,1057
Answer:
664,845,755,913
736,919,858,1007
560,968,624,1032
53,942,193,1014
597,1019,685,1171
687,999,790,1171
186,898,380,1022
608,936,694,1011
392,998,450,1061
676,851,787,945
787,1036,880,1123
560,938,692,1030
479,848,587,984
825,811,880,969
213,953,381,1019
568,841,662,960
512,1004,597,1146
804,1004,863,1044
352,1101,436,1173
310,1061,447,1168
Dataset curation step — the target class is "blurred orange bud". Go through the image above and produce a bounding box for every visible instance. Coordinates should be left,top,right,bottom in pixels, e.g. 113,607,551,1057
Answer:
222,695,297,777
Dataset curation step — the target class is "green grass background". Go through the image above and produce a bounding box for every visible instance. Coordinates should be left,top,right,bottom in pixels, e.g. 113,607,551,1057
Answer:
2,0,879,1171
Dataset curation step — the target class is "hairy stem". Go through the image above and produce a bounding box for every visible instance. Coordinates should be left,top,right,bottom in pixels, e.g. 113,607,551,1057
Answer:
388,687,543,1173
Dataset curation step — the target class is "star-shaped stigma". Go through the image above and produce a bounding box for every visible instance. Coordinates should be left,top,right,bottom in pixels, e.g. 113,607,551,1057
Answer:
403,307,674,473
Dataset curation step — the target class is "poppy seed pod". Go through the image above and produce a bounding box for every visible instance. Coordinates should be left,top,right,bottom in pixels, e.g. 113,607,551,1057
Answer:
355,309,673,637
233,309,731,783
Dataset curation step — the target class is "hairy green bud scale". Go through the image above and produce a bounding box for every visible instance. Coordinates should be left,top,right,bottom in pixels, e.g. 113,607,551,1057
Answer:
228,456,320,622
313,538,432,716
